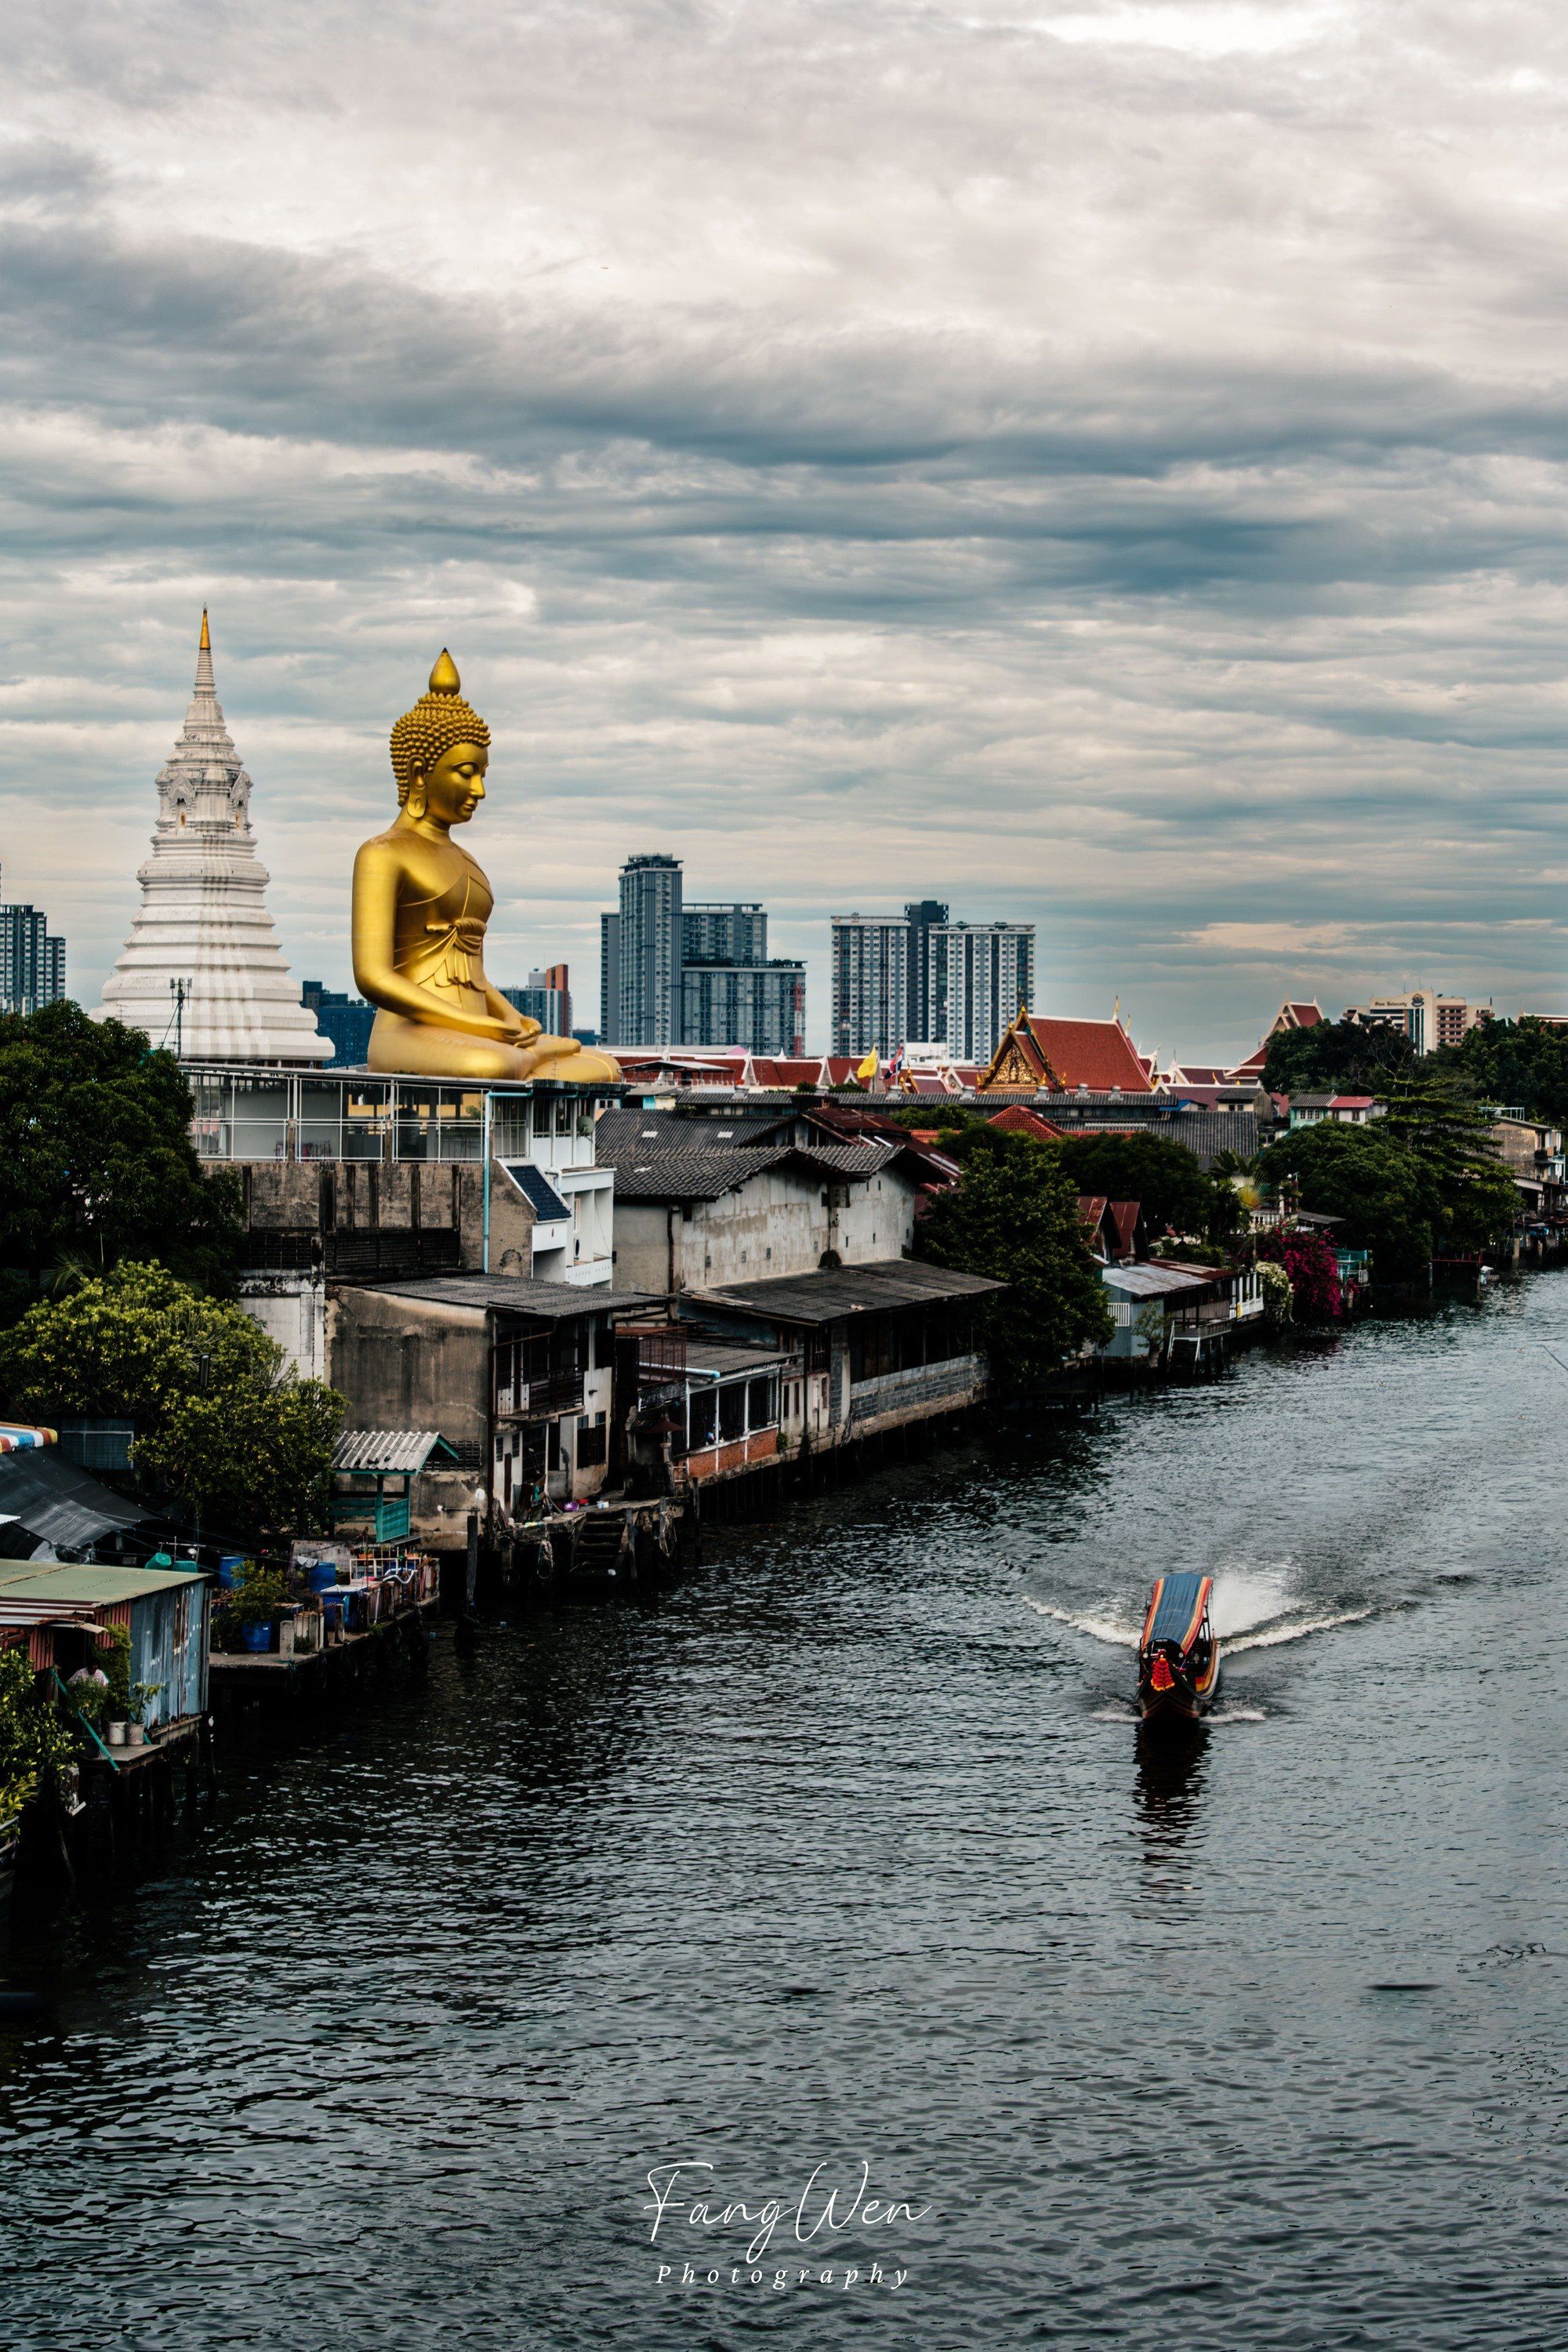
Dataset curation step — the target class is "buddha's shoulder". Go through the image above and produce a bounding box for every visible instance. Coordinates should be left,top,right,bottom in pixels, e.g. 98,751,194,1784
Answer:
354,824,449,877
354,822,414,862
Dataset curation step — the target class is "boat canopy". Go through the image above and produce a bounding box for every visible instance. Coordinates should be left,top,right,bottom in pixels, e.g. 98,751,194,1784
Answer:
1141,1573,1212,1657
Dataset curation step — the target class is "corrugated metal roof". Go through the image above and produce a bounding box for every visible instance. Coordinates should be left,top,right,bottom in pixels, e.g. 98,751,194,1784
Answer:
0,1559,205,1604
0,1450,151,1549
1102,1263,1217,1298
358,1274,662,1318
332,1429,443,1475
695,1258,1004,1326
681,1338,800,1375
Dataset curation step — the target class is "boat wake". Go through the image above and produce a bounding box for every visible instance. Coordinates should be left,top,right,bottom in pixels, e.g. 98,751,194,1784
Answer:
1225,1604,1378,1653
1022,1598,1142,1647
1024,1566,1381,1658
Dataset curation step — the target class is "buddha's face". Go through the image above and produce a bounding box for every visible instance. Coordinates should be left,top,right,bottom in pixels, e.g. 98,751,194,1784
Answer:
412,741,488,827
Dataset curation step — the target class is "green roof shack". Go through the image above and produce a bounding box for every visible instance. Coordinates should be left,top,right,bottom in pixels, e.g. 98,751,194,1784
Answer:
0,1560,211,1731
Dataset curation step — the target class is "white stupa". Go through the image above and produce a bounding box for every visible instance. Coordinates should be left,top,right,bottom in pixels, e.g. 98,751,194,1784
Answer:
96,612,329,1062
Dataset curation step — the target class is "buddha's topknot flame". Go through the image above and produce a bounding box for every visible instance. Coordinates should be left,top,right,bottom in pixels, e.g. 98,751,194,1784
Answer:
390,649,491,805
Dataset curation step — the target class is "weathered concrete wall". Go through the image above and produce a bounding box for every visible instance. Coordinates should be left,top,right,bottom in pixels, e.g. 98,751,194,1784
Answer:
829,1171,918,1267
612,1202,678,1293
326,1287,490,1453
221,1158,534,1273
612,1165,920,1294
845,1353,988,1437
238,1272,326,1379
241,1163,325,1230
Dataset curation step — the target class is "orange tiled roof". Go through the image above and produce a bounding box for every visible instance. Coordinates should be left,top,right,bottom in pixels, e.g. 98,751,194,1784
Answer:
1024,1016,1155,1094
987,1105,1068,1143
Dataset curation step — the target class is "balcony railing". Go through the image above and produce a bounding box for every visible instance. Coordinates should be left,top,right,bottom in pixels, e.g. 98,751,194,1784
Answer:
495,1372,585,1419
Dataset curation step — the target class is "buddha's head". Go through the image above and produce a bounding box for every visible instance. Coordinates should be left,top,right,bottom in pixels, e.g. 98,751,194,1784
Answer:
390,650,492,827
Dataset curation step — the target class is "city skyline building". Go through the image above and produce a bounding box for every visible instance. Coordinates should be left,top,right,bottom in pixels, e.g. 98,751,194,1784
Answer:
615,853,684,1047
683,902,768,967
679,898,803,1054
927,919,1036,1064
830,913,910,1059
1347,988,1493,1055
599,912,620,1047
96,612,328,1063
0,866,67,1016
300,978,374,1065
501,964,572,1040
601,863,806,1051
903,898,949,1043
680,960,806,1055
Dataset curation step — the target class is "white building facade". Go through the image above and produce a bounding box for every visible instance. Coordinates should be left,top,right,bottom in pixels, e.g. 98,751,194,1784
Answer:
927,920,1036,1064
829,915,909,1058
96,614,328,1064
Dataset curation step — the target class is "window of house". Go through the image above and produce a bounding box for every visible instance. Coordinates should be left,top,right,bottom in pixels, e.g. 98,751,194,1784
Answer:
688,1388,717,1451
577,1415,607,1468
747,1374,776,1429
719,1382,746,1442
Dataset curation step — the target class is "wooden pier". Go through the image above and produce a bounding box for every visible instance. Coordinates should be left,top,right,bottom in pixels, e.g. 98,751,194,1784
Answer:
208,1595,438,1718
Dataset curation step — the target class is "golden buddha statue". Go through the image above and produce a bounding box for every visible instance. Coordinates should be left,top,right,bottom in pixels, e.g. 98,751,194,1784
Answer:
352,651,620,1083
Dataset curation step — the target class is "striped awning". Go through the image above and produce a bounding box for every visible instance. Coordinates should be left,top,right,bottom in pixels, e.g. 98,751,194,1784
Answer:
0,1425,56,1453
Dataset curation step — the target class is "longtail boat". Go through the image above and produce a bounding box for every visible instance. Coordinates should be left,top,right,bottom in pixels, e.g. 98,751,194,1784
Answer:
1137,1573,1221,1722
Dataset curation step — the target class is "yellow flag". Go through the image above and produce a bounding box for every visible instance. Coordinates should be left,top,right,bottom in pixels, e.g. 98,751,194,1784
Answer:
855,1050,878,1080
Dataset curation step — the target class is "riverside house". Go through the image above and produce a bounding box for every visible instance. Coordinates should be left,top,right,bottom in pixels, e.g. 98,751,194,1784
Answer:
654,1259,1005,1479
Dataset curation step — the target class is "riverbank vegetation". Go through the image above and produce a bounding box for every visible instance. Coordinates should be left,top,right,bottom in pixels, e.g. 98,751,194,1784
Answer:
0,1264,343,1544
1264,1011,1568,1134
915,1127,1112,1382
0,1001,242,1327
1258,1082,1517,1278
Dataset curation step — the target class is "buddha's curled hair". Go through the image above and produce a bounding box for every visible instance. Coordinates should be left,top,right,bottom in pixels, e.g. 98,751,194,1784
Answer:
390,649,491,804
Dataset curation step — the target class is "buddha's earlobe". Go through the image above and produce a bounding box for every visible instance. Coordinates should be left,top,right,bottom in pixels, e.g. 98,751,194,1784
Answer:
408,772,428,819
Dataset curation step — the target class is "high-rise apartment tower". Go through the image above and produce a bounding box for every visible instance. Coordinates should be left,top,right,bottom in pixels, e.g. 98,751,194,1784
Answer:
829,916,909,1059
615,854,684,1047
0,867,67,1016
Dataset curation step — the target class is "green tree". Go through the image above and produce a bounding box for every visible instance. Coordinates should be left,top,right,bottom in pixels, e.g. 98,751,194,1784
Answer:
1257,1121,1439,1280
136,1384,343,1542
1261,1017,1414,1097
0,1265,343,1543
1425,1017,1568,1131
0,1261,277,1430
1052,1131,1232,1245
1381,1078,1519,1254
0,1643,73,1823
916,1127,1112,1385
0,1001,242,1322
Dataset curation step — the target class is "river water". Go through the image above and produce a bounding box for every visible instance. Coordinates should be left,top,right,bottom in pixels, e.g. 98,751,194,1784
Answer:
2,1276,1566,2350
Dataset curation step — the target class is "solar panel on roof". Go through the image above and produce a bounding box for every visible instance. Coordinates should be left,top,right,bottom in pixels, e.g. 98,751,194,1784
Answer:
503,1164,572,1222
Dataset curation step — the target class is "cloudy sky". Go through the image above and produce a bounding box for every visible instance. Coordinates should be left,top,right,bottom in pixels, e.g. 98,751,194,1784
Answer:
2,0,1566,1059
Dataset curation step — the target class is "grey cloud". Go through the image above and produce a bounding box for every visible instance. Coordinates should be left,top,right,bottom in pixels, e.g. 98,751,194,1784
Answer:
2,0,1566,1052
